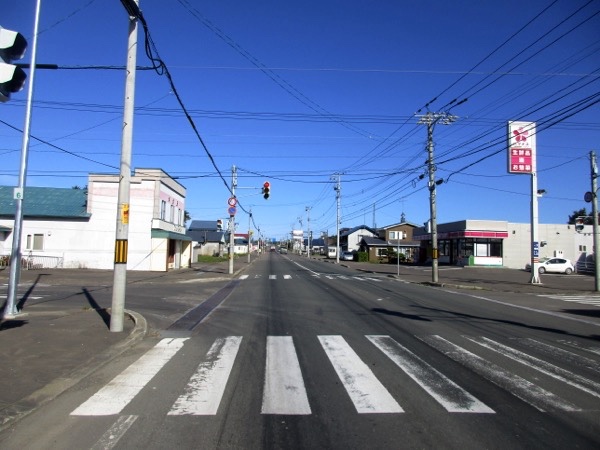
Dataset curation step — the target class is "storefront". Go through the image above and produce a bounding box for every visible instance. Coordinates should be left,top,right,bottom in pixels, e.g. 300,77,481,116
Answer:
414,220,508,266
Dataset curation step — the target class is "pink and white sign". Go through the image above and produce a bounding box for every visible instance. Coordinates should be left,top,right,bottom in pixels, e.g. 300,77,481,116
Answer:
508,121,536,174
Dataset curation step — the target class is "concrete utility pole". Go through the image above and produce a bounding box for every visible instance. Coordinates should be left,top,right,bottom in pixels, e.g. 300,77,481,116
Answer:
228,165,237,275
4,0,41,319
110,0,139,332
591,151,600,291
418,112,457,284
306,206,311,258
333,174,341,264
247,208,252,264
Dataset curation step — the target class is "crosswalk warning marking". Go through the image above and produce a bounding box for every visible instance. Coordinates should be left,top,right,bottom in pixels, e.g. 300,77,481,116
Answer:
262,336,311,415
367,335,494,413
318,335,403,414
169,336,242,416
71,338,188,416
420,335,581,412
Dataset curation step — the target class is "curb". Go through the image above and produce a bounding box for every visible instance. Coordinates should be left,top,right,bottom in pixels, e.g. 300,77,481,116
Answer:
0,309,147,431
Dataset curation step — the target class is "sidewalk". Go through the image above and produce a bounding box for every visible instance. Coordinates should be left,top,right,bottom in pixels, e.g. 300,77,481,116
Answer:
0,255,597,430
0,257,251,430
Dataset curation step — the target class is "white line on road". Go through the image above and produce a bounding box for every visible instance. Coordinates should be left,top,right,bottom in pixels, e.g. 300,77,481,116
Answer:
169,336,242,416
71,338,188,416
318,335,403,414
367,335,494,413
269,275,277,280
420,335,581,412
262,336,311,415
90,415,138,450
239,275,249,280
283,274,292,280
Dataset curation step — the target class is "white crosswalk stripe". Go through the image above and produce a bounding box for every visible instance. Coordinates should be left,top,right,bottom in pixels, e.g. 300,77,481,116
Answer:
71,334,599,419
169,336,242,416
71,338,188,416
537,294,600,307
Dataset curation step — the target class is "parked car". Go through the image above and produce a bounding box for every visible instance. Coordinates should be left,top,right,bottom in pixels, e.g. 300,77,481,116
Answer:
525,257,575,274
340,251,355,261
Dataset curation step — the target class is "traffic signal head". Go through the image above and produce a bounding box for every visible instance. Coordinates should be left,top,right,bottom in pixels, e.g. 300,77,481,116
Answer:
262,181,271,200
216,219,223,230
0,26,27,102
575,217,585,232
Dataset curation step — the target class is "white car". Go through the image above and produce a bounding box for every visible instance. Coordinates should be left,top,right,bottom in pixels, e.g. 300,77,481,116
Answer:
526,257,575,274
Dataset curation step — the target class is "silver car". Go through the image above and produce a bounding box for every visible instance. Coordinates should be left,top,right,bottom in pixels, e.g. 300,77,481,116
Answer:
340,251,354,261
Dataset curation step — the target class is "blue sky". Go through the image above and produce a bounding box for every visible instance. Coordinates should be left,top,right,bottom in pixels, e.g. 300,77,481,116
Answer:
2,0,599,240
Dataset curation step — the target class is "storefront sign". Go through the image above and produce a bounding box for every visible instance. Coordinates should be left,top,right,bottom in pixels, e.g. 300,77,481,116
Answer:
508,121,536,174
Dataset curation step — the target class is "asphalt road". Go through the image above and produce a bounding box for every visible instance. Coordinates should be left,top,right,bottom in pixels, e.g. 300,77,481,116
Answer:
1,252,599,449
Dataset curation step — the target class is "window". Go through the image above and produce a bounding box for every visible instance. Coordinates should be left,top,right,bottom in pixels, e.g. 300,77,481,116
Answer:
160,200,166,220
26,234,44,250
389,231,398,239
170,205,175,223
579,245,587,252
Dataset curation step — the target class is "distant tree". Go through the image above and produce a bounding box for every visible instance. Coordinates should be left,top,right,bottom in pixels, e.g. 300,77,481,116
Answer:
184,210,191,224
568,208,593,224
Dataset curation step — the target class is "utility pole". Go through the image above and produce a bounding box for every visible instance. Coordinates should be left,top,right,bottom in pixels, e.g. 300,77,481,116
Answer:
591,151,600,291
418,112,457,283
228,165,237,275
333,174,341,264
4,0,41,319
110,0,139,332
248,208,252,264
306,206,311,258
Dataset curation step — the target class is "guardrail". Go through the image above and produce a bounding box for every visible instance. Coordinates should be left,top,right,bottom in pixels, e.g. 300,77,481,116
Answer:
0,253,64,270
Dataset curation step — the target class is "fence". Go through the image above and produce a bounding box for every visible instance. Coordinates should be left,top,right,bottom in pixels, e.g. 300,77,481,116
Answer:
0,253,64,270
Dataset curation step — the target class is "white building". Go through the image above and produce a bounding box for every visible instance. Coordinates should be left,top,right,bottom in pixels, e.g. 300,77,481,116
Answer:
0,168,191,271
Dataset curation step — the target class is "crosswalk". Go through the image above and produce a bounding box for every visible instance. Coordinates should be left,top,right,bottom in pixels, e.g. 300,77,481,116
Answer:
537,294,600,308
239,274,383,282
70,334,600,418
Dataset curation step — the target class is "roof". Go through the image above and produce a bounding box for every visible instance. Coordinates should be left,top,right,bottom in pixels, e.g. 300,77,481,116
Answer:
341,225,378,237
186,229,225,243
188,220,220,231
0,186,91,219
360,236,420,247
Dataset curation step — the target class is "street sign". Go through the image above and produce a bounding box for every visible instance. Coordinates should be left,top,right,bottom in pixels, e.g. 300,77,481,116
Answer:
228,206,237,216
584,191,593,203
228,197,237,207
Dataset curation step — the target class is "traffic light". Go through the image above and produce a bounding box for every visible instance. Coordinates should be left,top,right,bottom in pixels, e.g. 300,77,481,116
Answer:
216,219,223,231
262,181,271,200
0,26,27,102
575,217,585,233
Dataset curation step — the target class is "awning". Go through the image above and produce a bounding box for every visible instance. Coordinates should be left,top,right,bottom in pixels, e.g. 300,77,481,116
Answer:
151,229,192,241
0,225,12,232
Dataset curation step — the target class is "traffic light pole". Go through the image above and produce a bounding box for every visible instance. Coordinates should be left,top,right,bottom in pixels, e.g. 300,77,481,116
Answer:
591,151,600,291
3,0,41,319
228,166,237,275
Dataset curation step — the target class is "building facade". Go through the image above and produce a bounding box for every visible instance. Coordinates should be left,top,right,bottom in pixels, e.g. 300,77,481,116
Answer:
413,219,593,269
0,168,191,271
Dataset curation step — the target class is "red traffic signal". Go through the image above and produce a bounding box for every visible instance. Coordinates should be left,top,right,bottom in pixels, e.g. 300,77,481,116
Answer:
262,181,271,200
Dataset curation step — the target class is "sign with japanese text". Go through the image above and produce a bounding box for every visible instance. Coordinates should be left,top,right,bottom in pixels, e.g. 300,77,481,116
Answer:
508,121,536,174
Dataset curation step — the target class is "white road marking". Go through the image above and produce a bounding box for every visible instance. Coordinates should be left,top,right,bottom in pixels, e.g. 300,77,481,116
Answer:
269,275,277,280
368,335,494,413
466,336,600,399
420,335,581,412
283,274,292,280
262,336,311,415
318,335,403,414
90,415,138,450
239,275,249,280
168,336,242,416
71,338,188,416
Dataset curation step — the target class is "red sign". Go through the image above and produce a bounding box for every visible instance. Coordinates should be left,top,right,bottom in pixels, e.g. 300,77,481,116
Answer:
508,121,536,174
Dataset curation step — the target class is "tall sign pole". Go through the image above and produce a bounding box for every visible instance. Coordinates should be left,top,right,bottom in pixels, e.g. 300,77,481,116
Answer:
110,0,139,332
4,0,41,319
508,121,539,284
